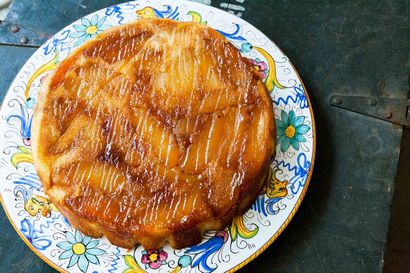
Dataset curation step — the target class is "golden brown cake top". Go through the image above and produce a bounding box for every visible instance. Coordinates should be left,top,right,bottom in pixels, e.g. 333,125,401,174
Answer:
32,19,275,249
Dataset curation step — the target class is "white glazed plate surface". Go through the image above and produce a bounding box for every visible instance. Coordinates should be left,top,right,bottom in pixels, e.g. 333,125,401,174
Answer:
0,1,316,272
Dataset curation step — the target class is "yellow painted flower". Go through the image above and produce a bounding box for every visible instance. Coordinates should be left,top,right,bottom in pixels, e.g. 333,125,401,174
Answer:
69,14,111,46
276,110,310,152
57,231,106,272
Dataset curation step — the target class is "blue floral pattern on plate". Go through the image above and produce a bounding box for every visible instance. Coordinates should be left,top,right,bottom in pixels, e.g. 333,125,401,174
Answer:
69,14,111,46
57,231,106,272
0,1,315,272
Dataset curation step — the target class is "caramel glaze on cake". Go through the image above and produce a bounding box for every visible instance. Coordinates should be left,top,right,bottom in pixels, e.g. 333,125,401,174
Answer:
32,19,275,249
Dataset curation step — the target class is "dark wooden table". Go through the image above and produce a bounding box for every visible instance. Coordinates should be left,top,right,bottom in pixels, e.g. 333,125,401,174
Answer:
0,1,409,272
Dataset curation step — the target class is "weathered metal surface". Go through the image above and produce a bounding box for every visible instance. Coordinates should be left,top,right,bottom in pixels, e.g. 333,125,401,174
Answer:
236,1,408,272
0,45,35,101
330,95,410,127
0,20,49,46
0,0,409,273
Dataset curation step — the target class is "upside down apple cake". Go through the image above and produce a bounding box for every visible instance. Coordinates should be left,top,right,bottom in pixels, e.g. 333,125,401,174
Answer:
32,19,275,249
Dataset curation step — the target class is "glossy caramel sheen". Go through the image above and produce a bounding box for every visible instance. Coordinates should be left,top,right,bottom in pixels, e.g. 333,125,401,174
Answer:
32,19,275,249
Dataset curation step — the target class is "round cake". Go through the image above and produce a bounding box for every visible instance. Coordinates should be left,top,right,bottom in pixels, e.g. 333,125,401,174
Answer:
32,19,275,249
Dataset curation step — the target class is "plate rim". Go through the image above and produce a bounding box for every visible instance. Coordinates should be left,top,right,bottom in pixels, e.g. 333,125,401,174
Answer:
0,1,317,272
226,62,316,272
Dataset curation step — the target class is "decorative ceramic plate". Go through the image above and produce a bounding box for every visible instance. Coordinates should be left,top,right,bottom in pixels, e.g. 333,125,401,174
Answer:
0,1,315,272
